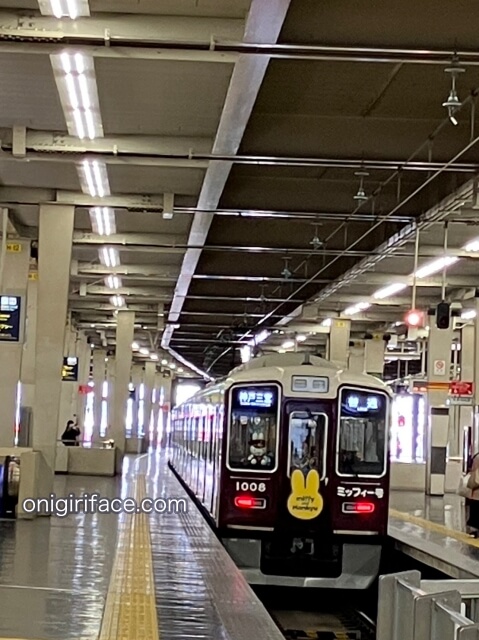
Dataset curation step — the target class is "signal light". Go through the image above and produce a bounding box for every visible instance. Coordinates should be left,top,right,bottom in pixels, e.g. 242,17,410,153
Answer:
405,309,423,327
235,496,255,508
436,301,450,329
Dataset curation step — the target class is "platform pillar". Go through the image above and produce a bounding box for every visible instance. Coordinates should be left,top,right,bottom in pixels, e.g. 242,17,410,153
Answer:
328,318,351,368
0,238,30,446
111,310,135,456
106,355,115,438
426,309,453,496
473,294,479,454
92,348,106,442
32,204,74,475
364,335,385,378
457,323,474,459
20,274,38,414
160,375,172,447
76,334,91,437
143,361,156,437
348,341,365,374
131,364,143,436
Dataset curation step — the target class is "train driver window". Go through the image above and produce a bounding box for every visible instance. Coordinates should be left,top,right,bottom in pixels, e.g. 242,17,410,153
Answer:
337,389,387,476
289,412,326,478
228,385,279,472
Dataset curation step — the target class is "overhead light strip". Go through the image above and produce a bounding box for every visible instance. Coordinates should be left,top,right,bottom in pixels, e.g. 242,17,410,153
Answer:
100,247,120,269
78,160,110,198
90,207,116,236
38,0,90,18
51,52,103,140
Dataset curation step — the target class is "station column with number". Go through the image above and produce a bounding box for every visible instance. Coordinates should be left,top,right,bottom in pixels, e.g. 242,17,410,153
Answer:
0,238,30,446
426,308,454,496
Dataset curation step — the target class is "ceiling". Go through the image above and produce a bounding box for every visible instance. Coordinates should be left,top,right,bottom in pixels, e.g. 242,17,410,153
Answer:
3,0,479,379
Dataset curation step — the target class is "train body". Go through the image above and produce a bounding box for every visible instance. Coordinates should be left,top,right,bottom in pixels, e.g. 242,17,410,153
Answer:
169,353,391,589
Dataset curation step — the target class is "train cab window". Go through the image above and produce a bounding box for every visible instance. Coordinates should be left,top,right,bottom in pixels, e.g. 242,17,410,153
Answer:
337,389,387,477
289,412,327,479
227,385,279,472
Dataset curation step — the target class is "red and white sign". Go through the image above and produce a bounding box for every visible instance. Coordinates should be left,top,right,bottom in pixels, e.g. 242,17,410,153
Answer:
78,385,93,395
433,359,447,376
449,381,474,397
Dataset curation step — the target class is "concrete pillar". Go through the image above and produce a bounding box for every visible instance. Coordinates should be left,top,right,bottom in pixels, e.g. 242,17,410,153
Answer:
111,310,135,454
76,333,91,436
143,361,156,437
151,372,162,441
426,309,454,496
457,324,474,458
131,364,143,437
106,355,115,437
328,318,350,369
0,239,30,446
348,340,365,374
33,204,74,475
364,335,385,378
58,326,78,441
20,275,38,410
160,375,172,447
92,349,106,442
473,294,479,455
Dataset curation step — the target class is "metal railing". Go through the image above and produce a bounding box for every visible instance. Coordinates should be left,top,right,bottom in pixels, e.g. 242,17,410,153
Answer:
377,571,479,639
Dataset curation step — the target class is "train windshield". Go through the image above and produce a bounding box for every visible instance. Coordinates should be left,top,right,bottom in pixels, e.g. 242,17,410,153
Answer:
337,389,388,477
227,384,279,472
289,412,327,479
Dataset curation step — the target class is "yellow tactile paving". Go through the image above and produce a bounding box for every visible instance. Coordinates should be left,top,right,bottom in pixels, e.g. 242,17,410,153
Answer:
390,508,479,549
99,476,159,640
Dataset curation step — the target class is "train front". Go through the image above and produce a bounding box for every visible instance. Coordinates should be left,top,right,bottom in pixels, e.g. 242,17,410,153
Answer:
217,368,390,589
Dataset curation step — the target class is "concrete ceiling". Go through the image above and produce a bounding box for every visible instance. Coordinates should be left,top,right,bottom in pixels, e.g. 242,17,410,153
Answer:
3,0,479,378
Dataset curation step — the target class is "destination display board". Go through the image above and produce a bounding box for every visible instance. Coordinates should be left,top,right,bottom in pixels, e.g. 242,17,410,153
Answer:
0,295,21,342
62,357,79,382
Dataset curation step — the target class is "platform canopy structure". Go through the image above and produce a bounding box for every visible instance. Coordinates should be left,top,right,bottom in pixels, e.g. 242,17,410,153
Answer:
2,0,479,378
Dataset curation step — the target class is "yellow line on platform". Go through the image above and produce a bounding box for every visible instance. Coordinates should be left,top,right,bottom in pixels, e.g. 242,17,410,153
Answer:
99,476,159,640
390,508,479,549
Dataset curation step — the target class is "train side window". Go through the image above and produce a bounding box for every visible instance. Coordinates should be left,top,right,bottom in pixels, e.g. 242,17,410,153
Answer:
337,389,388,477
289,412,327,479
227,385,279,473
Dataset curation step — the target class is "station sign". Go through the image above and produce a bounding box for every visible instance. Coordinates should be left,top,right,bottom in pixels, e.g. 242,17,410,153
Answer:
62,357,79,382
449,381,474,405
0,295,21,342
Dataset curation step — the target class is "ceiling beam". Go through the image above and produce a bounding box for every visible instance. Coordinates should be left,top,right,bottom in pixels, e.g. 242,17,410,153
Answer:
163,0,292,352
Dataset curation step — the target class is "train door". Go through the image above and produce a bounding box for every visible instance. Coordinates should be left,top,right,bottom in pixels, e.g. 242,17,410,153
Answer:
260,402,338,578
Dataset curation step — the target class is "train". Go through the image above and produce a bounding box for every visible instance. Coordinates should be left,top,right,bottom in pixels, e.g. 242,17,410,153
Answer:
168,352,391,589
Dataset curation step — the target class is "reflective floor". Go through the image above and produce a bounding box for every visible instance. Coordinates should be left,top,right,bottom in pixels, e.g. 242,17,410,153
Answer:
390,491,467,531
0,474,120,639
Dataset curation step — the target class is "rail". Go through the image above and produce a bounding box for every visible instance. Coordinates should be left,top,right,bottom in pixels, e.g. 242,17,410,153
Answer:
377,570,479,640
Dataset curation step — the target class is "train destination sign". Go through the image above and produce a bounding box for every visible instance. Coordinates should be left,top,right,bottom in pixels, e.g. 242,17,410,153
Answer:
62,357,79,382
0,295,21,342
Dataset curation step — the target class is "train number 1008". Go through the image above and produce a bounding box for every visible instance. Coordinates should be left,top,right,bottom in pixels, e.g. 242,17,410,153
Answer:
235,481,266,493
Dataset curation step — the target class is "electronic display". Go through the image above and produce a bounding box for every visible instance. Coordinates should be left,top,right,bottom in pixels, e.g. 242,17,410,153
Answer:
0,295,21,342
342,391,382,414
62,357,79,382
232,386,278,410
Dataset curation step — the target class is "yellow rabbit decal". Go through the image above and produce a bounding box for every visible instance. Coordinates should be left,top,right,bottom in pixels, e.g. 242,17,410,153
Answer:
287,469,324,520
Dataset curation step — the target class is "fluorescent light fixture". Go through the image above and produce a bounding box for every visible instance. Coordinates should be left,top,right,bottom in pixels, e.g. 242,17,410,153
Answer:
105,275,121,290
150,354,159,361
321,318,332,327
51,52,102,140
178,367,184,373
132,342,139,350
78,160,110,197
464,239,479,253
282,340,295,349
90,207,116,236
246,329,270,347
38,0,90,18
110,295,125,308
170,363,176,370
461,309,477,320
240,345,252,363
139,348,149,356
100,247,120,268
344,302,371,316
161,359,168,366
414,256,459,279
373,282,407,300
296,334,307,342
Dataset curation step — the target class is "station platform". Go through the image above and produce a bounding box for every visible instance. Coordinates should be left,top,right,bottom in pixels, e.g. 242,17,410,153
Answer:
389,491,479,579
0,451,284,640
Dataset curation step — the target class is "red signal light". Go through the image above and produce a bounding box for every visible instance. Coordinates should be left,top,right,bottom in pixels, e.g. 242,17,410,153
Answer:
234,496,255,508
354,502,375,514
405,309,423,327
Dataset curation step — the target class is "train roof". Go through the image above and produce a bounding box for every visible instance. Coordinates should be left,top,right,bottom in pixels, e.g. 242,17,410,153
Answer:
178,353,391,406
